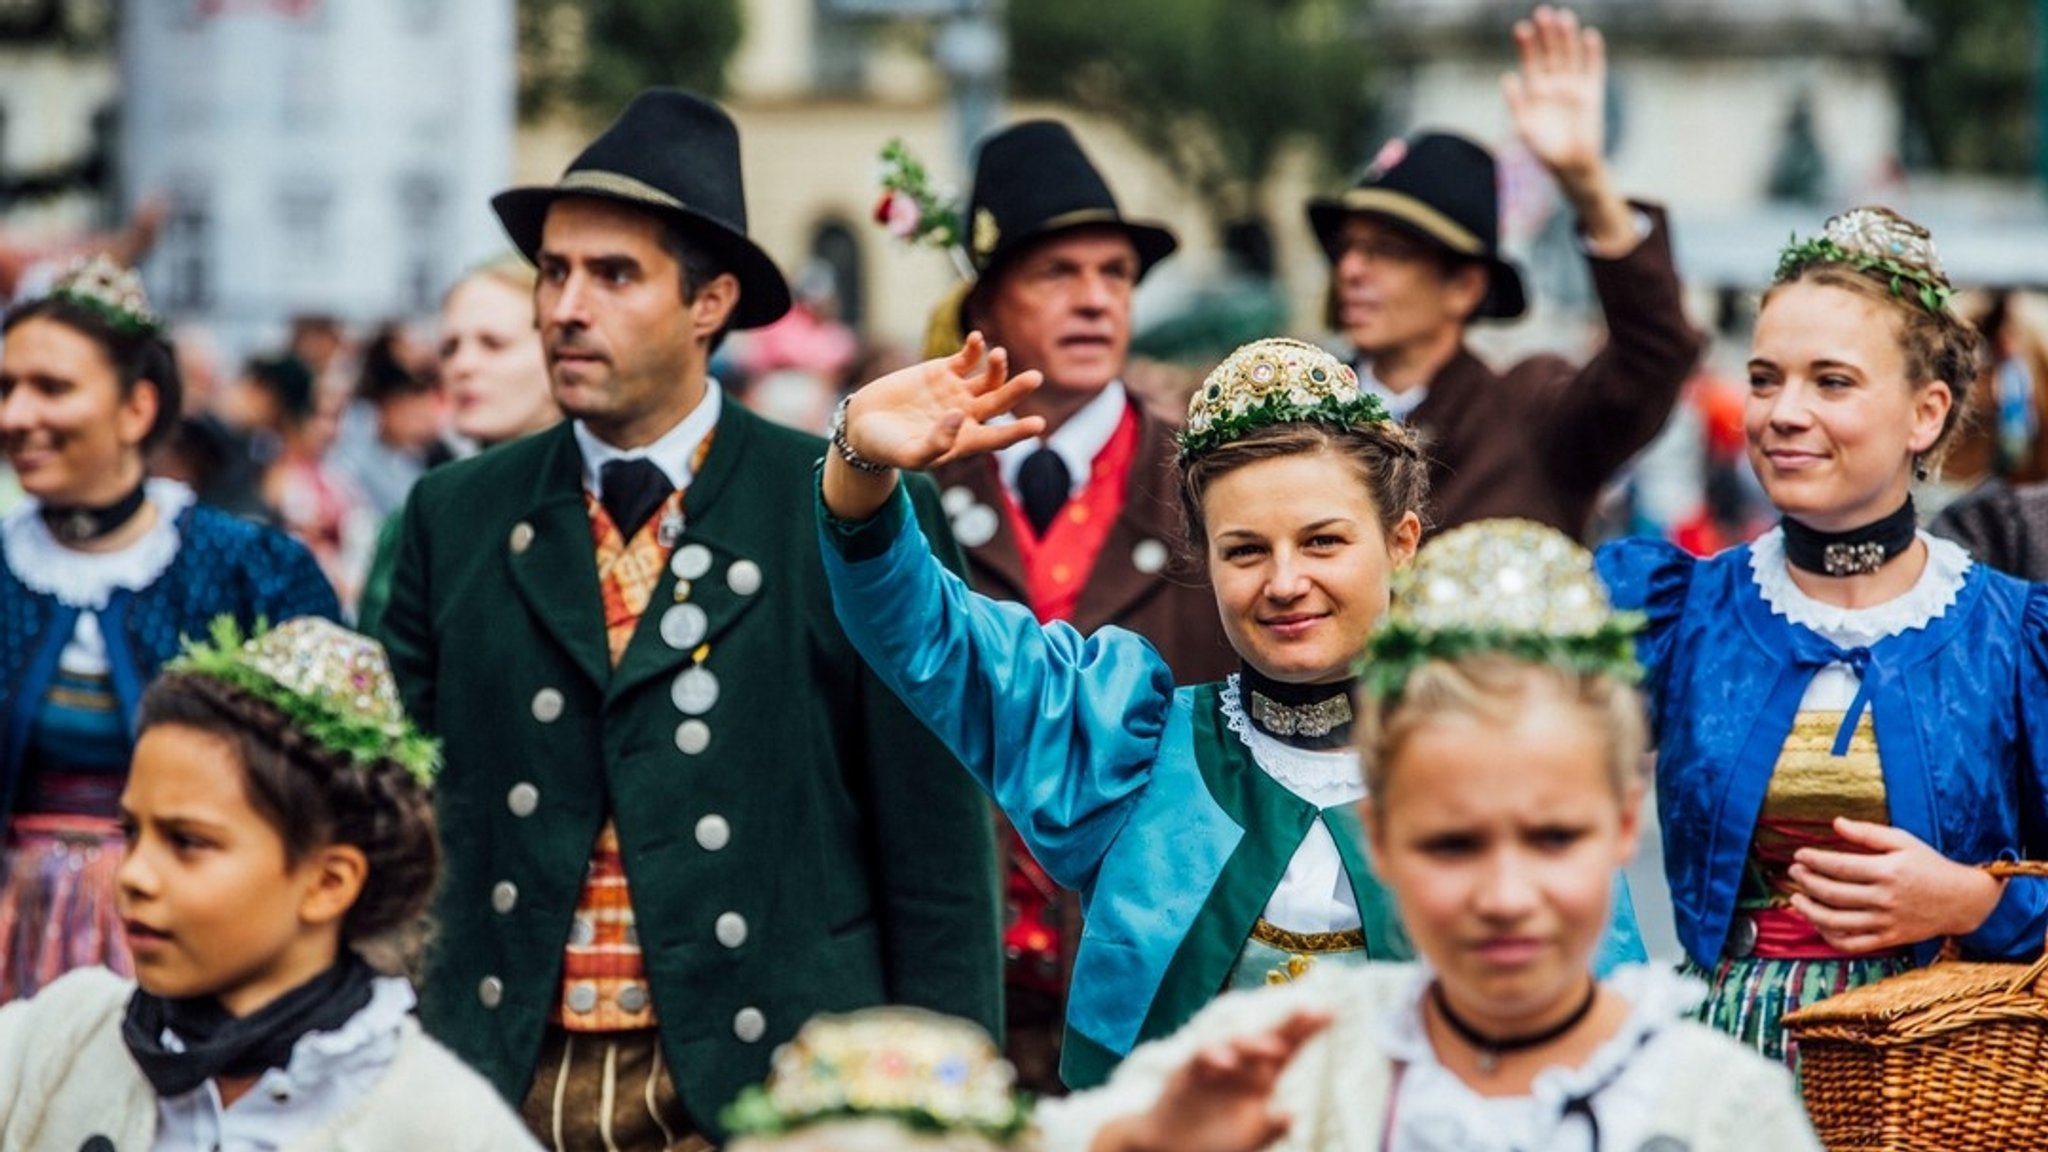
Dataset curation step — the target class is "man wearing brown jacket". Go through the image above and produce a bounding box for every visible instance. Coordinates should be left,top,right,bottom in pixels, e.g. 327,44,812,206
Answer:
1307,6,1700,540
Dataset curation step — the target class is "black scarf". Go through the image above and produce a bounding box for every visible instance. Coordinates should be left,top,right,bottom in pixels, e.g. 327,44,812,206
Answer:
1780,497,1918,578
121,953,377,1098
1238,663,1355,750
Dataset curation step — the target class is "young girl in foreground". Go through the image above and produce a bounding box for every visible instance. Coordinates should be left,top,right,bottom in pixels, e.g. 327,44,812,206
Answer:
0,617,538,1150
1038,521,1819,1152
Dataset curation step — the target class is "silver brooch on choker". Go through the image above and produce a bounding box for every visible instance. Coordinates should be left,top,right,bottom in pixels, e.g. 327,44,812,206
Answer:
1249,691,1353,739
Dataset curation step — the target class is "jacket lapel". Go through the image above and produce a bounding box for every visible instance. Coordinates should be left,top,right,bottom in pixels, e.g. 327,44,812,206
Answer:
1074,409,1187,632
504,425,611,690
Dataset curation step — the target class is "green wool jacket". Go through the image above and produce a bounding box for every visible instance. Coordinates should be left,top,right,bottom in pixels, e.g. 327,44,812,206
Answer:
378,402,1002,1139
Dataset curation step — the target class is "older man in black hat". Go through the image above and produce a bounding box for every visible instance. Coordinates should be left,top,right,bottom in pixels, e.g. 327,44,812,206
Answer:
377,89,1000,1149
1307,5,1701,540
919,119,1236,1093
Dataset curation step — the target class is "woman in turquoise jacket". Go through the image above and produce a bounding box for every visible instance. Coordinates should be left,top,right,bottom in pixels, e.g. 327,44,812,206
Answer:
817,335,1644,1088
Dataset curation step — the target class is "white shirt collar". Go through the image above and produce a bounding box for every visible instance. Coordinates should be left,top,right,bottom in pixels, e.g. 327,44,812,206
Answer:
995,380,1128,500
573,384,723,496
1353,361,1429,420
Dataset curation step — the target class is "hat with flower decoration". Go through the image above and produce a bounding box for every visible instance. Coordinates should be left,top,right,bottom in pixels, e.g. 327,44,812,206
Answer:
167,616,438,786
1359,518,1643,700
1177,337,1392,460
722,1007,1033,1149
43,253,167,340
1775,205,1954,317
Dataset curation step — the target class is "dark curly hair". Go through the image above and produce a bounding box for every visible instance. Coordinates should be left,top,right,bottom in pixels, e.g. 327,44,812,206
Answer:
2,295,183,453
136,671,439,971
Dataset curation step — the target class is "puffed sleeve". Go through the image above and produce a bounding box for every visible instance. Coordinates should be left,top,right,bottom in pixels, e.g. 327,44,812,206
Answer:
1594,535,1698,720
819,479,1178,893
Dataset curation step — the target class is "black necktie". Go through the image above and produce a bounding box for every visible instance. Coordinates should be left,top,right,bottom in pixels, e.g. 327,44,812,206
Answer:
599,458,674,536
1017,447,1071,537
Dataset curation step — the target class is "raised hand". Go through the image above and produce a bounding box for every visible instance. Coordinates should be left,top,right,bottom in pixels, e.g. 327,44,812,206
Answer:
1501,6,1606,182
843,331,1045,471
1787,818,2006,953
1092,1010,1332,1152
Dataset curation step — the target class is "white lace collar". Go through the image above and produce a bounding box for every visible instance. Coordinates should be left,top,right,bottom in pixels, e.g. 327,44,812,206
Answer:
1748,528,1970,648
1220,674,1365,807
1376,964,1707,1134
1,478,195,610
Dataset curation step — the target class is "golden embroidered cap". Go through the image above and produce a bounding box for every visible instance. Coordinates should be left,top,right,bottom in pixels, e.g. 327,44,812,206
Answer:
1178,337,1390,459
722,1007,1031,1144
1775,205,1953,316
169,616,438,785
1360,518,1642,698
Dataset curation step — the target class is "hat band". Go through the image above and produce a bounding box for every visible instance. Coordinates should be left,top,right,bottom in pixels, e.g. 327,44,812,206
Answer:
975,207,1132,267
558,169,688,212
1336,189,1484,256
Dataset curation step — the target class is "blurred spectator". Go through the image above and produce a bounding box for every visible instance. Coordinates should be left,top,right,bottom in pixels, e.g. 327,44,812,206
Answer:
1937,289,2048,503
1930,479,2048,581
329,323,452,520
153,321,270,519
244,356,376,603
733,260,857,433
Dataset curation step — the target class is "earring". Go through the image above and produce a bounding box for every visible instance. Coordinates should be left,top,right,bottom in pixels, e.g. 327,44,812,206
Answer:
1913,454,1931,482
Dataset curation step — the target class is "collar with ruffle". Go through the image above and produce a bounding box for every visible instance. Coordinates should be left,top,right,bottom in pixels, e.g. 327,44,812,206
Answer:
1749,527,1969,649
2,478,195,610
1220,674,1364,807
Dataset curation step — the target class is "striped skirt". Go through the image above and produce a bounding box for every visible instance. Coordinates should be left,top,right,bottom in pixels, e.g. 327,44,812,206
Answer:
1682,952,1913,1070
0,813,131,1002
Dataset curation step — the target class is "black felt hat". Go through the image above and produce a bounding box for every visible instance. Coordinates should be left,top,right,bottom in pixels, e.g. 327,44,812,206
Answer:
964,120,1177,281
1306,131,1526,321
492,89,790,330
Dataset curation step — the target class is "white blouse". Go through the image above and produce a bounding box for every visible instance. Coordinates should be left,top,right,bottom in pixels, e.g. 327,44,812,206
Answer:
1220,675,1364,934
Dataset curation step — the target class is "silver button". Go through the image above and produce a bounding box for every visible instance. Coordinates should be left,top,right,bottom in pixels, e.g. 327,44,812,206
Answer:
952,504,999,548
616,983,650,1014
478,976,503,1009
509,522,535,554
726,559,763,597
715,911,748,948
941,485,974,515
672,543,713,580
733,1007,766,1043
675,720,712,756
695,814,731,851
1728,913,1760,959
671,666,720,715
491,881,518,915
1132,538,1169,575
568,918,596,947
507,783,540,817
530,687,565,723
567,982,599,1014
659,603,709,651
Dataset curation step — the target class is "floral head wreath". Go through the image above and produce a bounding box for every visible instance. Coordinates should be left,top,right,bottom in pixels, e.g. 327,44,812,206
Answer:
168,616,439,787
722,1007,1033,1145
1177,337,1391,460
44,253,169,341
1359,519,1643,701
1775,205,1954,317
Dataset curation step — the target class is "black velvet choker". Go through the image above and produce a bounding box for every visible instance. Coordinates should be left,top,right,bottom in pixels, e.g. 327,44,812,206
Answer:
1431,978,1598,1074
121,953,377,1097
39,479,148,545
1238,663,1354,750
1780,498,1918,578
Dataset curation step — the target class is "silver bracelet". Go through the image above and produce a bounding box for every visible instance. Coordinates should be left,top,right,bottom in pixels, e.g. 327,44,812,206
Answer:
829,396,890,475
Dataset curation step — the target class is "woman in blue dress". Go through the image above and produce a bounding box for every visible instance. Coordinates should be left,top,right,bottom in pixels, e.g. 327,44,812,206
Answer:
0,257,338,998
1597,206,2048,1063
817,334,1645,1089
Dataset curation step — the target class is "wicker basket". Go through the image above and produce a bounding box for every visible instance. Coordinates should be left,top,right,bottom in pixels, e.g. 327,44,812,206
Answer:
1781,862,2048,1152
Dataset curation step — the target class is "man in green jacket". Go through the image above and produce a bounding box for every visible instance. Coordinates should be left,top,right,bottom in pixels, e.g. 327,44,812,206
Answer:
378,89,1001,1149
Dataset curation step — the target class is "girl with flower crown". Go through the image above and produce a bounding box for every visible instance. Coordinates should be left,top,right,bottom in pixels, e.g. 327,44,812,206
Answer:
0,617,538,1150
816,334,1646,1091
0,258,339,1001
1034,522,1819,1152
1596,206,2048,1064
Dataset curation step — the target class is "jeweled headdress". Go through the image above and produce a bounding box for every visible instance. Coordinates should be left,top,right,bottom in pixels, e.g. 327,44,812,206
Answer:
722,1007,1032,1145
1177,337,1390,460
168,617,439,786
45,253,168,340
1775,205,1953,316
1360,519,1643,700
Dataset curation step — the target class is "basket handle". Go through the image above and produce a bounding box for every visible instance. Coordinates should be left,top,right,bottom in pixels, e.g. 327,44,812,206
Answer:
1932,861,2048,974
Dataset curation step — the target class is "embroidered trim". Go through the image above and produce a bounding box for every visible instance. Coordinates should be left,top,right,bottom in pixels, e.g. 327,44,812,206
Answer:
2,479,194,610
1220,675,1365,805
1749,529,1969,648
1249,918,1367,954
1248,688,1354,739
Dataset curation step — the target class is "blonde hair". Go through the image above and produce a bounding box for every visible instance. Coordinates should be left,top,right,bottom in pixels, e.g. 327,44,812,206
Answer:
444,256,537,308
1357,654,1646,803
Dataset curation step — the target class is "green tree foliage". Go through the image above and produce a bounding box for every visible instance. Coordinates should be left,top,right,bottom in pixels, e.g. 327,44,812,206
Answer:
1901,0,2035,174
519,0,744,121
1009,0,1371,227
